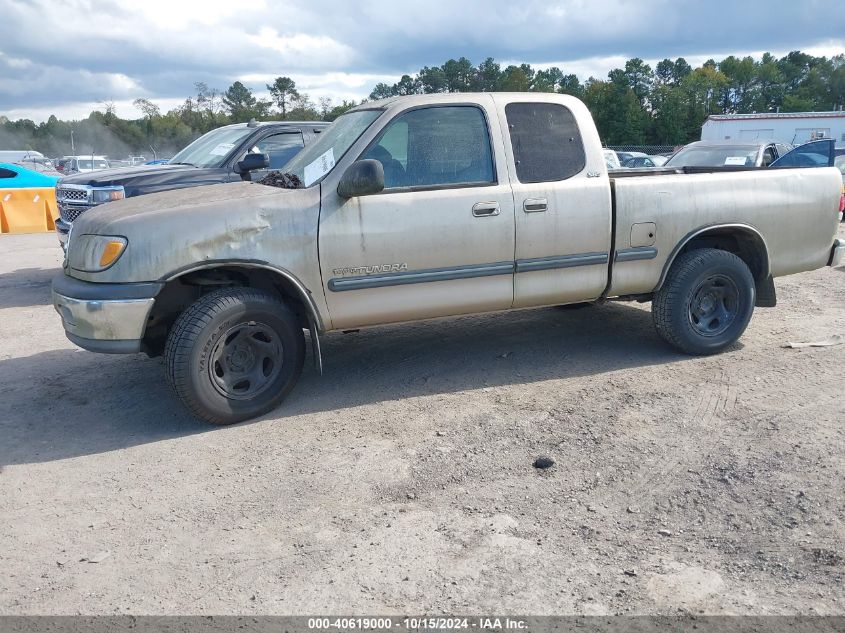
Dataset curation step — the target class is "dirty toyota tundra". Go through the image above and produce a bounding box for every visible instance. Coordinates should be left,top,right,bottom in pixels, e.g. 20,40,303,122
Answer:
52,93,845,425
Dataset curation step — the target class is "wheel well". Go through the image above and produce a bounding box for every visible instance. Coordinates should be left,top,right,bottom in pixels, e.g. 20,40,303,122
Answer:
142,265,313,356
670,226,770,285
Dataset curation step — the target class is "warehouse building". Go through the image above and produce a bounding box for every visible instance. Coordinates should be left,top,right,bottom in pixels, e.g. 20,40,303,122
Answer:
701,111,845,145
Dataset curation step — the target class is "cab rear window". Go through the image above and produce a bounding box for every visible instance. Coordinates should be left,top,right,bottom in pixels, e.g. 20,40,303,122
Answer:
505,103,586,183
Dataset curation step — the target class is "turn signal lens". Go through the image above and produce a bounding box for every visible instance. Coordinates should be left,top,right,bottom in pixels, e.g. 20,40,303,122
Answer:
99,240,126,268
91,186,126,203
68,235,128,272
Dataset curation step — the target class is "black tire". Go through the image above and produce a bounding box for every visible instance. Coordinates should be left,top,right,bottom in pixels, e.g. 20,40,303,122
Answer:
164,287,305,425
652,248,755,355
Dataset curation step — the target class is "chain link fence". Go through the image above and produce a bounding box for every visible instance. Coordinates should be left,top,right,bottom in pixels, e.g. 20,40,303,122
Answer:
607,145,679,156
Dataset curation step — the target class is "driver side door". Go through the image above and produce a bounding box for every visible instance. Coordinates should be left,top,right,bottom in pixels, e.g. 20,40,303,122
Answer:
318,102,516,330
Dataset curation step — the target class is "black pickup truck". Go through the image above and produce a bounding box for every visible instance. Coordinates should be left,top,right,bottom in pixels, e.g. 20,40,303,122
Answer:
55,120,328,248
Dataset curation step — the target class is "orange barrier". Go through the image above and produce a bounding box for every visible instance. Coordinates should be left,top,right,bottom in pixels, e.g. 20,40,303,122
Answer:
0,187,59,234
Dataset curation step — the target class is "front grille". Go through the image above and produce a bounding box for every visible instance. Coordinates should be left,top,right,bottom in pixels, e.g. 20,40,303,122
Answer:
59,204,90,222
57,188,88,202
57,186,93,223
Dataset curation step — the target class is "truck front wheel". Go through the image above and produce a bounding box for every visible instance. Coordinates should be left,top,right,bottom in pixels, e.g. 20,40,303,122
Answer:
164,287,305,425
652,248,755,355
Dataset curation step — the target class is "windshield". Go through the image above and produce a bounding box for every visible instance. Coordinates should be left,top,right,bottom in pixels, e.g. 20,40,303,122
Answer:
170,126,256,168
78,159,109,170
282,110,383,186
666,145,759,167
833,155,844,176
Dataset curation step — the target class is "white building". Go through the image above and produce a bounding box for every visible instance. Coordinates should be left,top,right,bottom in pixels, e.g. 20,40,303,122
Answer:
701,111,845,145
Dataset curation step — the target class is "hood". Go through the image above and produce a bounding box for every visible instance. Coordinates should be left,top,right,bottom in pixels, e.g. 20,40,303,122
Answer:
67,181,322,287
59,164,226,194
76,181,281,227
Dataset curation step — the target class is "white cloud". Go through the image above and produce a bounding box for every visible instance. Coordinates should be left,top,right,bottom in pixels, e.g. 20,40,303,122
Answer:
128,0,263,29
0,0,843,121
247,28,357,68
0,51,32,70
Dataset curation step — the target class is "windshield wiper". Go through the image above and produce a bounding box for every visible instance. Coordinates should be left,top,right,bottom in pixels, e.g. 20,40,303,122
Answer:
169,161,196,167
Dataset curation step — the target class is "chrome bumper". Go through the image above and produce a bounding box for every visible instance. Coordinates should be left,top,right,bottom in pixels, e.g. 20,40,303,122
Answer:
56,217,70,246
830,238,845,267
53,291,154,354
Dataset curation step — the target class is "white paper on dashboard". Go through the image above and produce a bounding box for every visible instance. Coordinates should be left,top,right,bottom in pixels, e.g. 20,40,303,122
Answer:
209,143,236,156
724,156,747,165
303,148,335,186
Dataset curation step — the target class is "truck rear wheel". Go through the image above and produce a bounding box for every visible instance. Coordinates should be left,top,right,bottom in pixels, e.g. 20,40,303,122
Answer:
164,287,305,425
652,248,755,355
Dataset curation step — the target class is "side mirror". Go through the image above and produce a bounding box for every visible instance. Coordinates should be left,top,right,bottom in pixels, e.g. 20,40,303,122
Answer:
236,152,270,177
337,159,385,198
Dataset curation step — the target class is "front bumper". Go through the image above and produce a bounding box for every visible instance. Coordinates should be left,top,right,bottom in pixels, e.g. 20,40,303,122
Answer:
830,238,845,267
56,217,70,238
52,274,163,354
56,218,70,250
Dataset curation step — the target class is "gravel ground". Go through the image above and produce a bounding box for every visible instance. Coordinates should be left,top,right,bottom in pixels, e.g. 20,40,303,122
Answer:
1,230,843,615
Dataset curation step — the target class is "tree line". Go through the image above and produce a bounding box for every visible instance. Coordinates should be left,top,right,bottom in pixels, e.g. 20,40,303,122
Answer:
369,51,845,144
1,50,843,158
0,80,357,159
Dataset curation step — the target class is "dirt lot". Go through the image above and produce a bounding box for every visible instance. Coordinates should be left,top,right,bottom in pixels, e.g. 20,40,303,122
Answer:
1,230,844,616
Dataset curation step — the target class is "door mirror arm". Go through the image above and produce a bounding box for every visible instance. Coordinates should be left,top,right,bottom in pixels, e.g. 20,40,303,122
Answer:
235,152,270,180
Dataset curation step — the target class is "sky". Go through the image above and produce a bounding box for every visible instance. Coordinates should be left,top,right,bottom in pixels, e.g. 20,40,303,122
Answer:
1,0,843,122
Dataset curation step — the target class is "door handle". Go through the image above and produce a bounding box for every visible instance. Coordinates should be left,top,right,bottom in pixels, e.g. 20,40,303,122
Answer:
523,198,548,213
472,202,500,217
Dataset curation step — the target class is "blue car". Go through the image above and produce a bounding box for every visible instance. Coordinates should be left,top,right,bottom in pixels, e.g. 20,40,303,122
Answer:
0,162,60,188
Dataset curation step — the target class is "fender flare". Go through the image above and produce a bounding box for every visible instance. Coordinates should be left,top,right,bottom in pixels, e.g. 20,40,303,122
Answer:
654,223,771,292
160,259,326,332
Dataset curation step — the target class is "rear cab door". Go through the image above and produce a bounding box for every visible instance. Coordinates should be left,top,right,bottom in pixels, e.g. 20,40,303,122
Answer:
492,95,613,308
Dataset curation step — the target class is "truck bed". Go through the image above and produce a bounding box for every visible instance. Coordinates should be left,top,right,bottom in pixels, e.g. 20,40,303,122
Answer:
606,166,843,297
609,165,767,179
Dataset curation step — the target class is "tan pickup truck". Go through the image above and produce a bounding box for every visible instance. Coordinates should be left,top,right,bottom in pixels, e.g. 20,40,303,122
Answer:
52,93,845,424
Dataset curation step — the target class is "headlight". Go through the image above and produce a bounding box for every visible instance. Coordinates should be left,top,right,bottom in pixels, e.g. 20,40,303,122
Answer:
71,235,128,272
91,186,125,203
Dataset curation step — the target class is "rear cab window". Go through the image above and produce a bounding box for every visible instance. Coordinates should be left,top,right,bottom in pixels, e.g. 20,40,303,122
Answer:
505,102,586,182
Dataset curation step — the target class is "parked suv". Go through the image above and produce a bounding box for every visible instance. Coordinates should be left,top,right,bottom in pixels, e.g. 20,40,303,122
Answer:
55,120,328,248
